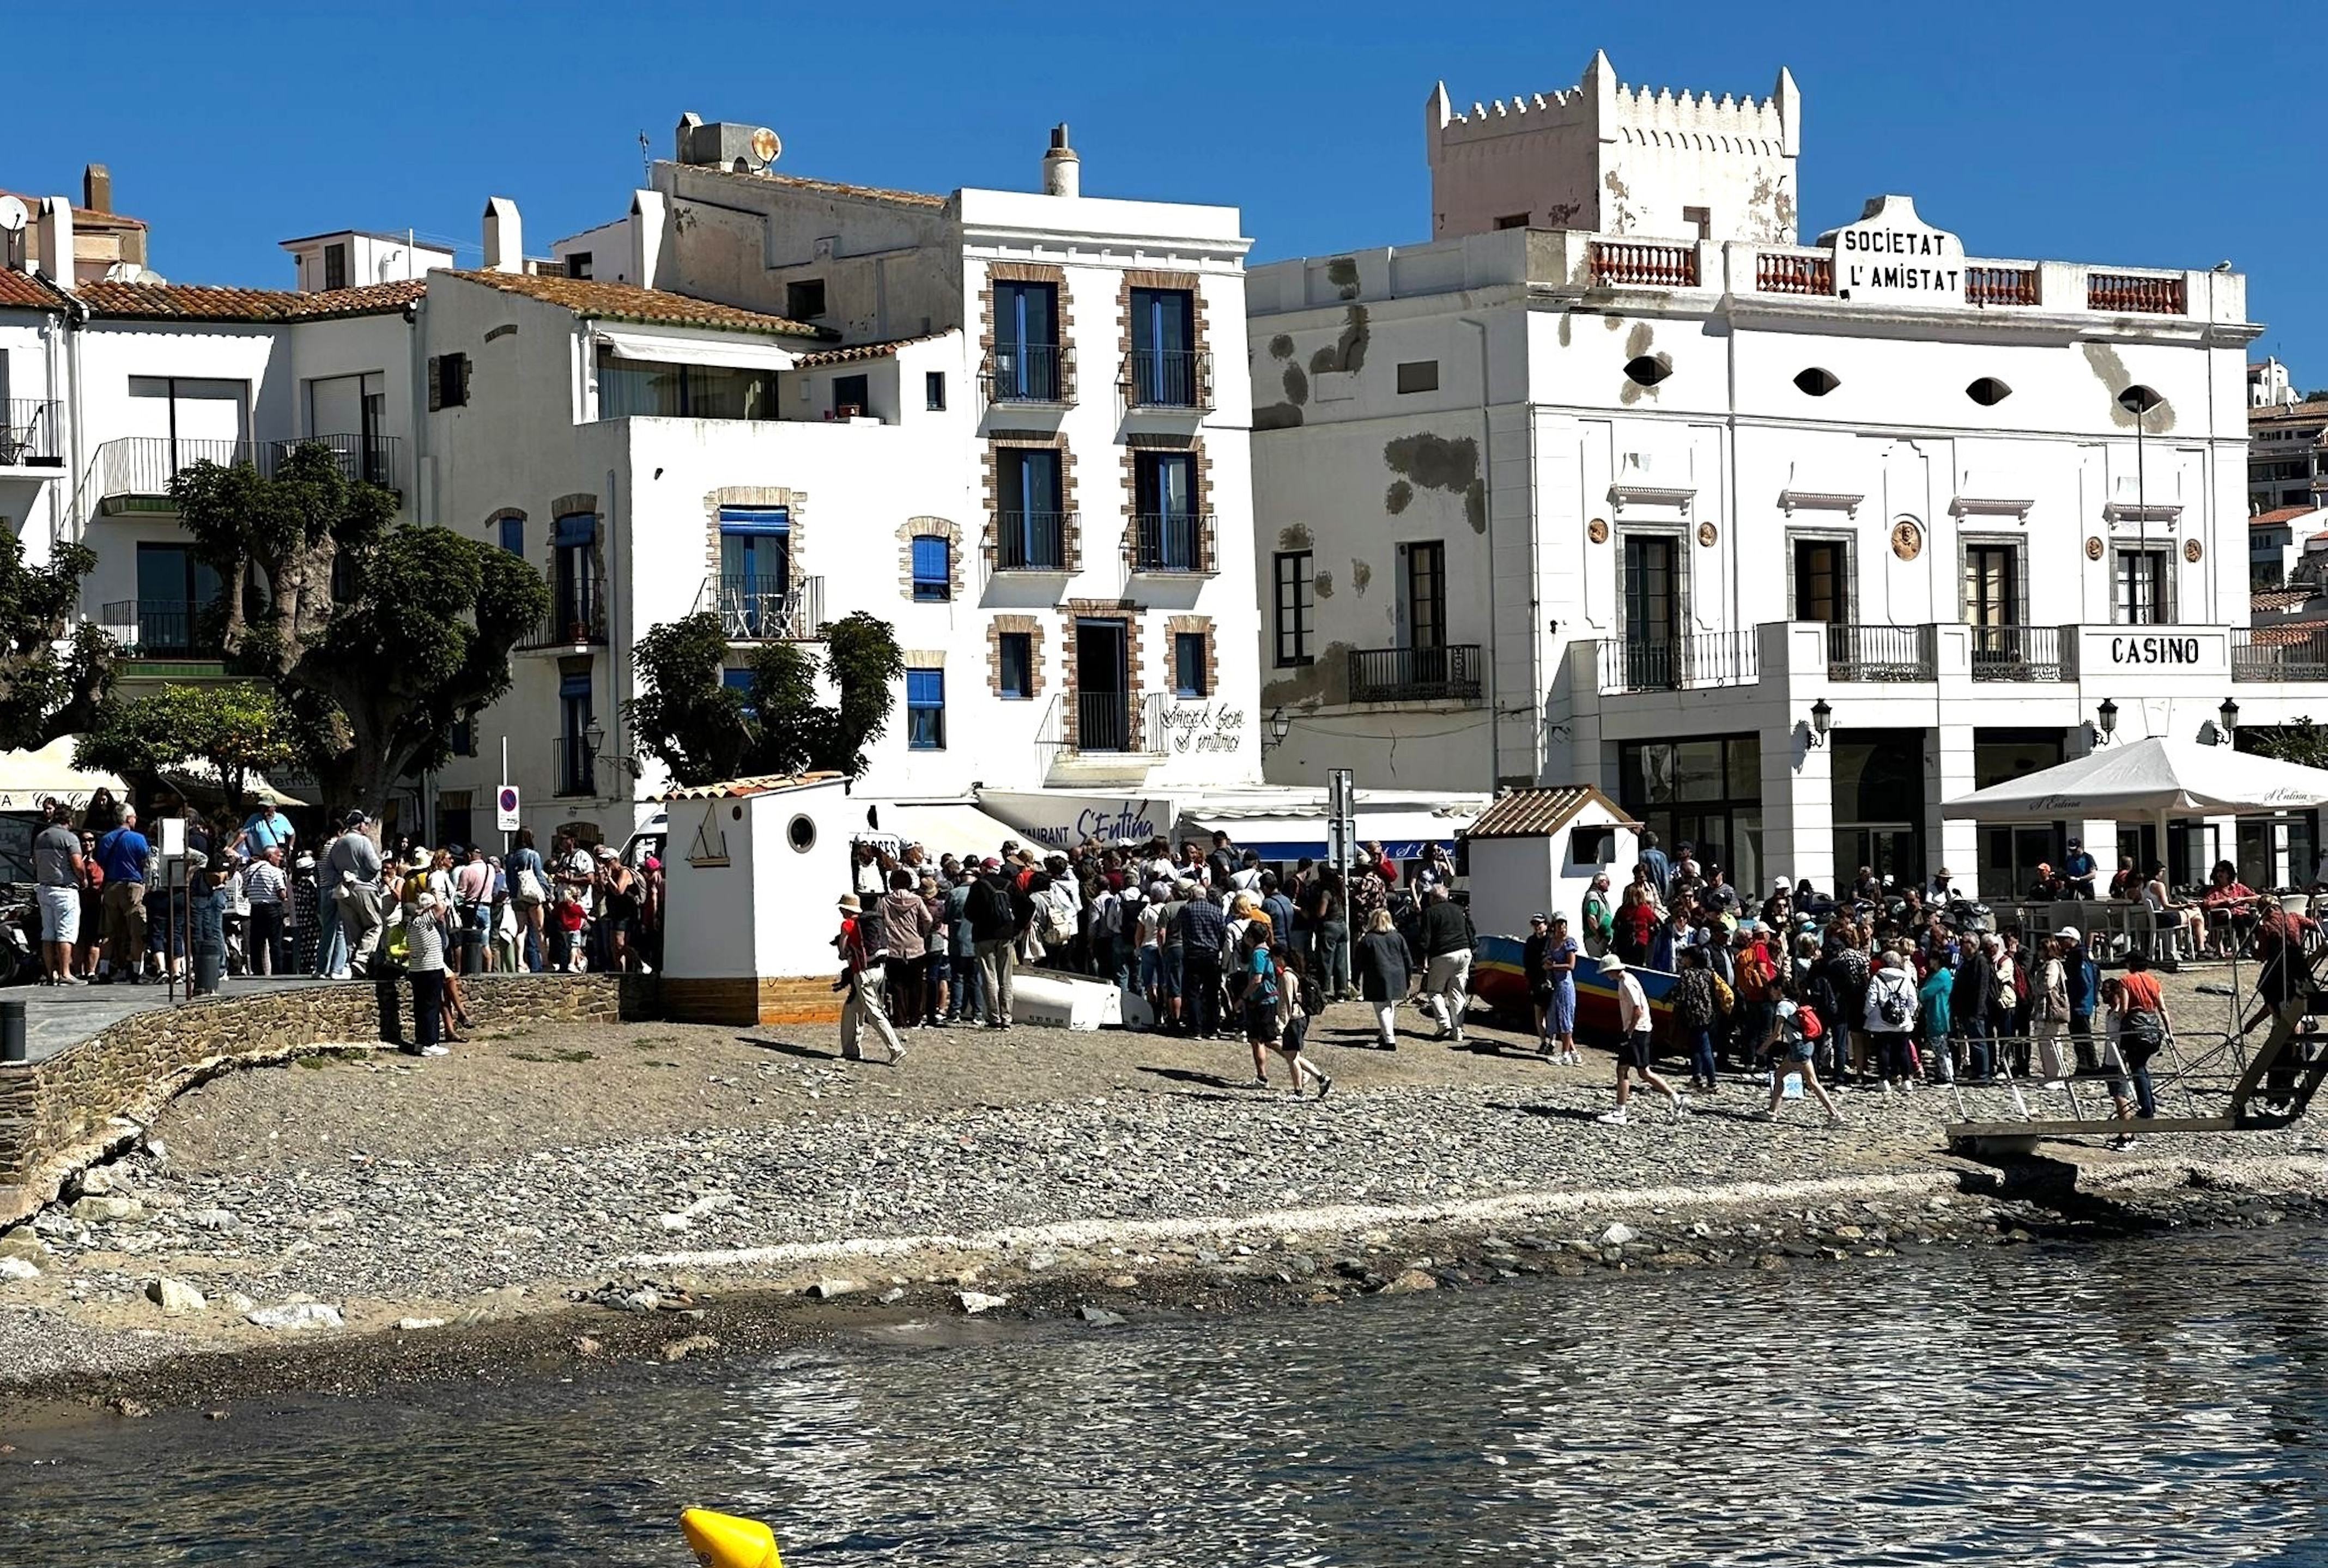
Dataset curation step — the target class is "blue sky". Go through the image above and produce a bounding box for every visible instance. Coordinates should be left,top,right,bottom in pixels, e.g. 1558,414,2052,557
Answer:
12,1,2319,380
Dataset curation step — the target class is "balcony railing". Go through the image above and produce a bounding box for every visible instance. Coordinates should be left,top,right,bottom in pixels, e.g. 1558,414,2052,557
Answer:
1965,265,2040,307
990,510,1072,573
2234,626,2328,683
0,399,62,467
1125,349,1212,410
983,343,1075,406
1596,630,1761,695
554,736,596,799
2087,271,2187,315
1755,252,1833,296
1129,512,1217,575
94,433,402,508
1349,643,1484,704
98,598,222,659
1589,240,1699,288
1826,623,1937,682
1969,624,2069,682
521,573,608,650
696,573,823,641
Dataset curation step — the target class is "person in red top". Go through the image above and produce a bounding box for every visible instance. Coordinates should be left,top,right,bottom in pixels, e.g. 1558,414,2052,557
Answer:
2201,861,2262,959
835,894,906,1065
2105,951,2172,1144
1614,885,1660,966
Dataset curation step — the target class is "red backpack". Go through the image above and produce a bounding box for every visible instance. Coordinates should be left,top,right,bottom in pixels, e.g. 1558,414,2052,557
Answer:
1791,1001,1825,1041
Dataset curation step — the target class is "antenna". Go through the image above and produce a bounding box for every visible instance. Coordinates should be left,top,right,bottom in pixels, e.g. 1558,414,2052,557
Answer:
0,195,27,234
748,127,781,170
639,130,652,184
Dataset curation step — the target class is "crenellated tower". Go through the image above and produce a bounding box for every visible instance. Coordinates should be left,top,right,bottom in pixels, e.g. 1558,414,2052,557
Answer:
1425,50,1800,245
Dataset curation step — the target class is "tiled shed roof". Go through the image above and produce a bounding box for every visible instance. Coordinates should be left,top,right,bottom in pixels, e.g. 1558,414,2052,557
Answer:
650,771,845,801
790,333,948,367
447,270,834,339
1464,786,1639,840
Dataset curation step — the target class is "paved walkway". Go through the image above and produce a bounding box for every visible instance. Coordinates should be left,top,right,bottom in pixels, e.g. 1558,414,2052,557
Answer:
9,976,350,1066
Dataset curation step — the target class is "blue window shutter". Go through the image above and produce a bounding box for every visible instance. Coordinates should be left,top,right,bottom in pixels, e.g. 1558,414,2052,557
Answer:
906,668,943,706
498,516,524,555
720,667,755,692
559,671,593,701
553,513,597,546
717,507,790,536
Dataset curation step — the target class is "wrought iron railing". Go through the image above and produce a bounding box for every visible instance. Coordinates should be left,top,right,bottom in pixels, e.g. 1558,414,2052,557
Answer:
1826,623,1937,682
93,433,402,503
983,343,1075,406
696,573,823,641
0,399,62,466
1596,630,1761,694
1349,644,1484,703
97,598,222,658
2233,626,2328,683
522,571,608,649
1130,512,1216,575
990,510,1072,572
1969,624,2068,682
1125,349,1212,410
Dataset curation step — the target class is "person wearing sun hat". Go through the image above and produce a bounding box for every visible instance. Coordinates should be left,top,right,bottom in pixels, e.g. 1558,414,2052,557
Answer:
834,892,905,1065
1595,953,1686,1126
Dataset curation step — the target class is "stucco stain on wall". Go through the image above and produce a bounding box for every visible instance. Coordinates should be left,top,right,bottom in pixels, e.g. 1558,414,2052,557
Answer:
1256,336,1310,431
1326,257,1361,300
1383,433,1487,533
1350,557,1372,595
2083,342,2176,433
1260,639,1355,708
1310,303,1371,376
1386,479,1414,514
1277,523,1314,551
1269,334,1295,360
1314,570,1336,599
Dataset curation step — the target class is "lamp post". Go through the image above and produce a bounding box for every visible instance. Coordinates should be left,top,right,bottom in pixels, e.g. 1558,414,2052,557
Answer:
1808,698,1832,748
581,717,606,793
2218,696,2239,747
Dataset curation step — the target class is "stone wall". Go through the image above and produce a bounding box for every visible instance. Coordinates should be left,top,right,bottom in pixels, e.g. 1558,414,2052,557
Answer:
0,976,632,1201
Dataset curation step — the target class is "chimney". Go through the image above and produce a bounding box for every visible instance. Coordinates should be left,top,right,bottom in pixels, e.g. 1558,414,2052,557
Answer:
482,196,523,274
34,196,74,283
630,189,669,290
1041,124,1080,198
82,163,112,214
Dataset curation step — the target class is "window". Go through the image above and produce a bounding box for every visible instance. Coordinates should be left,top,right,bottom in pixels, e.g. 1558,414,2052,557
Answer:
996,448,1064,569
594,349,774,421
1494,212,1530,231
126,375,251,454
497,515,524,555
450,716,476,757
559,669,595,797
1402,541,1447,651
1173,631,1208,698
323,242,348,292
1682,206,1712,240
718,507,791,635
1792,538,1849,624
1963,543,2020,629
1134,450,1199,570
566,252,592,279
1623,355,1670,387
1617,734,1764,896
1570,825,1615,865
1621,535,1679,651
1793,367,1840,397
786,279,827,319
992,281,1061,401
429,353,470,411
911,535,951,601
1396,360,1440,394
1129,286,1196,405
926,371,947,411
1273,550,1315,667
832,373,869,417
906,668,945,750
2115,547,2174,625
1966,376,2012,406
552,514,599,639
133,542,224,656
998,632,1033,699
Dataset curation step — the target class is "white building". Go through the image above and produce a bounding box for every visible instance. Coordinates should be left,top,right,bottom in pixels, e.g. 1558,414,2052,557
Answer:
1250,53,2325,900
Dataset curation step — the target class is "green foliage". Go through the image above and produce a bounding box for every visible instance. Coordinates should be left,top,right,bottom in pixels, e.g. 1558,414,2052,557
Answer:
75,683,294,810
0,533,113,751
2241,718,2328,771
625,610,903,787
168,442,550,810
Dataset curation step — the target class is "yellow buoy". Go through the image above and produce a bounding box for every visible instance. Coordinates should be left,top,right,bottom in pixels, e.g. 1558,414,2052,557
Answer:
680,1508,783,1568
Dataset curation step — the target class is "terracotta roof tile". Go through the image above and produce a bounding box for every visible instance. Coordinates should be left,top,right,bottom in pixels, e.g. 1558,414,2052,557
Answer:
72,277,427,323
688,164,946,209
790,332,949,367
0,270,68,309
1464,785,1639,840
0,191,147,231
2253,587,2311,612
2247,619,2328,647
2252,506,2317,526
447,270,833,339
650,771,845,801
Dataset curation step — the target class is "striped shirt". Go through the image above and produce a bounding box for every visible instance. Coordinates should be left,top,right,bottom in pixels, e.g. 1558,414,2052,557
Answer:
404,912,446,973
243,860,288,907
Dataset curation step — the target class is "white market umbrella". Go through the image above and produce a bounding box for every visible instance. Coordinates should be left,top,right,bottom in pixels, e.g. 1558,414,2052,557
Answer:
1942,737,2328,823
0,736,129,811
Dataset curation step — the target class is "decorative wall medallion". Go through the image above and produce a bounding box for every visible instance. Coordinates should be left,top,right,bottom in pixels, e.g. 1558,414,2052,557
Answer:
2183,538,2203,563
1889,518,1923,561
1587,517,1609,545
1696,521,1718,548
2084,535,2105,561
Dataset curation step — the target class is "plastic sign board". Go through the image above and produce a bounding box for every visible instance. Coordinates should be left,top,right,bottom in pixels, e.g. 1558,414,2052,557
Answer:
496,785,522,832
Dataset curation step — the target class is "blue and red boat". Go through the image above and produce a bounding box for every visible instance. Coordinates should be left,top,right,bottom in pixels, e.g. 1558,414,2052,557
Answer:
1471,934,1676,1043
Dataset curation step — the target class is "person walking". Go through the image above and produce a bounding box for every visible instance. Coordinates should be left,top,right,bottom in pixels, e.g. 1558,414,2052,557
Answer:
93,806,150,984
1864,949,1919,1096
1418,885,1476,1046
1545,913,1580,1065
1754,975,1846,1125
402,891,451,1056
1355,906,1411,1049
2032,933,2076,1092
1672,946,1720,1093
835,894,906,1064
1178,880,1230,1041
506,828,549,974
328,812,386,974
878,868,934,1028
33,801,84,986
1596,955,1685,1126
967,857,1021,1030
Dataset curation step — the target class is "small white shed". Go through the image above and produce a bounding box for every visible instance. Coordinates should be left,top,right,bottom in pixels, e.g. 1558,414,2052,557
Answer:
1462,786,1641,940
658,772,854,1026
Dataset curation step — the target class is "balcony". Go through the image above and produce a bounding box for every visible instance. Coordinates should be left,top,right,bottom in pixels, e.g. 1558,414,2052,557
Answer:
1590,240,1700,288
2234,626,2328,683
2087,271,2187,315
1129,513,1217,576
1826,623,1938,682
0,399,63,471
1349,643,1484,704
981,343,1075,408
989,510,1072,573
1124,349,1212,411
554,736,596,799
1038,691,1169,758
1596,630,1760,695
1753,251,1833,296
98,598,222,660
696,573,824,641
1969,624,2070,682
94,433,402,512
1966,265,2041,307
520,574,608,651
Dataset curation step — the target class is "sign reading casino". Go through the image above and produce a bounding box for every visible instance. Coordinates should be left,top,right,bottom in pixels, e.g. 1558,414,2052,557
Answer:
1827,194,1964,306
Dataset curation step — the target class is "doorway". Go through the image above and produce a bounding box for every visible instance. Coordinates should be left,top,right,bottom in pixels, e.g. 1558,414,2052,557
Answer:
1792,537,1850,624
1075,618,1130,751
1830,730,1927,888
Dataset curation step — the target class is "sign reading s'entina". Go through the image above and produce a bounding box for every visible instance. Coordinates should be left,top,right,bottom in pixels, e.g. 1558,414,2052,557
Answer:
1829,195,1963,306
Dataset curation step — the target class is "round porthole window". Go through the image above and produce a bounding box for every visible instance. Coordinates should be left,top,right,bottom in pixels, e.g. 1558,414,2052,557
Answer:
787,813,816,853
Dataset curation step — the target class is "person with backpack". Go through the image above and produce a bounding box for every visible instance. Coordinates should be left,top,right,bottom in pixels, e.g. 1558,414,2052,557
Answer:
1863,949,1919,1096
1731,925,1777,1074
1671,946,1721,1093
1238,922,1282,1085
1259,938,1332,1099
1755,975,1845,1126
1594,955,1686,1126
2107,952,2173,1144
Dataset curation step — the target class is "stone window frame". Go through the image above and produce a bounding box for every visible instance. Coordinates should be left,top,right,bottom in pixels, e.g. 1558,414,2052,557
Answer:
898,515,965,603
1058,597,1147,751
1119,431,1217,574
988,614,1046,701
981,431,1081,573
1163,614,1217,700
1115,268,1213,409
978,260,1076,407
701,484,809,585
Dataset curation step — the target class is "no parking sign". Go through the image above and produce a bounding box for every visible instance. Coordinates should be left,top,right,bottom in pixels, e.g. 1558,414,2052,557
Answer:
495,783,521,832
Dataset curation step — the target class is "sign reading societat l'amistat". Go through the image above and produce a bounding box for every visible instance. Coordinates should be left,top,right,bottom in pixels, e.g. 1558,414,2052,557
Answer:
1824,194,1964,305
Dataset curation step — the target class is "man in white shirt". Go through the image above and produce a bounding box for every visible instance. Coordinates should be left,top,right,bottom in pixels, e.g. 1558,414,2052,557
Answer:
242,845,289,975
1596,955,1686,1126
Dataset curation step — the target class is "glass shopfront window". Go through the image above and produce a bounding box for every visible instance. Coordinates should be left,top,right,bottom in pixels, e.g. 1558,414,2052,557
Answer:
1618,733,1761,895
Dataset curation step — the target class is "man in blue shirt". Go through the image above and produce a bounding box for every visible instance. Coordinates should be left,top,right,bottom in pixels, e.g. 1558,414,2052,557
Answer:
239,801,295,863
94,806,151,983
1638,829,1672,903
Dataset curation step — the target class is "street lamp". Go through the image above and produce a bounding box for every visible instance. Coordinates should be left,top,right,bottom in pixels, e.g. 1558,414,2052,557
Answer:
1262,706,1292,752
2218,696,2240,746
582,716,606,758
1808,698,1833,747
2096,698,2119,744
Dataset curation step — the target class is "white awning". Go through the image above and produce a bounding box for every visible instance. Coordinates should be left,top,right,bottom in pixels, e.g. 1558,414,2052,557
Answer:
0,737,126,811
854,800,1025,865
1942,737,2328,823
593,328,798,372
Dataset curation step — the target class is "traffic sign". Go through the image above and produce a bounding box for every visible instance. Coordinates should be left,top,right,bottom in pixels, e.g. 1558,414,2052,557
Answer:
495,784,521,832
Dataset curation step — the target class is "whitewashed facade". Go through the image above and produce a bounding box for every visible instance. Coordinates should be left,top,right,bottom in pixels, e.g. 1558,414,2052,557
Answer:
1251,55,2319,900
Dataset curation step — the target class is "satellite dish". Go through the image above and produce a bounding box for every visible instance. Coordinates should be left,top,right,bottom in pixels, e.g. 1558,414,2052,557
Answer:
0,195,27,234
749,127,781,168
